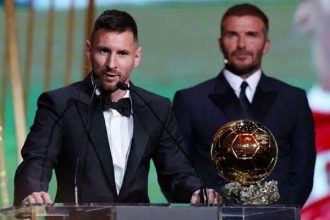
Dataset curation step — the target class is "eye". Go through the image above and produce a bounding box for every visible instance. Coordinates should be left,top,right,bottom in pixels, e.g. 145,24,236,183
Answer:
98,47,109,54
225,31,237,38
246,32,260,38
101,49,109,54
118,51,129,56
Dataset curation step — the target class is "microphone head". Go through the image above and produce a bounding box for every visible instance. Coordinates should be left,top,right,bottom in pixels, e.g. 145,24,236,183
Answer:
93,79,101,97
95,88,101,97
117,81,129,90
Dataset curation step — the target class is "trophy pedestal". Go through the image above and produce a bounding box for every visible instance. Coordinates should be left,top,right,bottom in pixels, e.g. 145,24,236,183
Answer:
223,180,280,205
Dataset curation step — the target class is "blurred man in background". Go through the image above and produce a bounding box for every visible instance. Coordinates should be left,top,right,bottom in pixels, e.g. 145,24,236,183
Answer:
173,3,316,207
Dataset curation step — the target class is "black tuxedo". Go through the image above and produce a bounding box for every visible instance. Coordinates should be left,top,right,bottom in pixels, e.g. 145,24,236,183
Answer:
173,72,316,206
14,76,200,205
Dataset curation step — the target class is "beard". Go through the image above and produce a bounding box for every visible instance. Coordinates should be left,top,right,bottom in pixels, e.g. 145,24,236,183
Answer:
223,49,263,76
92,74,119,97
225,62,260,76
99,83,117,96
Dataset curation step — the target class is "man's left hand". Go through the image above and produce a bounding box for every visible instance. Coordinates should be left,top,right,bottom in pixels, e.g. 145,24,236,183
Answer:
190,188,223,205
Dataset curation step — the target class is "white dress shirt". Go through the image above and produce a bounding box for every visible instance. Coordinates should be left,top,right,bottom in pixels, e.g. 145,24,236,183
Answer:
103,91,133,194
223,69,262,103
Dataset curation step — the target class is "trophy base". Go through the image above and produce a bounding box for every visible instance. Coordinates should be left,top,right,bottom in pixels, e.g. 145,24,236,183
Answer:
222,180,280,205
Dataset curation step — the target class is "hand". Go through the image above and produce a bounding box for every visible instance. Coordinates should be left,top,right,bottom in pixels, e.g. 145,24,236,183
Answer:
22,191,52,205
190,188,223,205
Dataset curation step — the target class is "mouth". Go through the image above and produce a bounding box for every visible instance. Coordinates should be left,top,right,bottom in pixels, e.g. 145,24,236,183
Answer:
233,52,252,61
99,71,121,90
103,72,120,81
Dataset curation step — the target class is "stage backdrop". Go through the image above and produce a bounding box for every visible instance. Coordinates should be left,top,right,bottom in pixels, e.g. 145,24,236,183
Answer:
1,1,328,216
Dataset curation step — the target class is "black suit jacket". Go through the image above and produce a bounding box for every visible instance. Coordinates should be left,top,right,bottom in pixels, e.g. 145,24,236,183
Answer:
173,72,316,207
14,76,200,205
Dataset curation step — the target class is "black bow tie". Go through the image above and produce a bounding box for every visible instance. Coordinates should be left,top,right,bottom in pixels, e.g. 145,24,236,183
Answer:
102,97,131,117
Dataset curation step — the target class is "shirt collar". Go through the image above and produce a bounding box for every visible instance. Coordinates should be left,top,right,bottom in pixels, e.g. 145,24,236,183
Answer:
223,68,262,93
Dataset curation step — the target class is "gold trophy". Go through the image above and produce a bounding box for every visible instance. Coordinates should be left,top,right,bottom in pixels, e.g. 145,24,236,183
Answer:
211,120,280,205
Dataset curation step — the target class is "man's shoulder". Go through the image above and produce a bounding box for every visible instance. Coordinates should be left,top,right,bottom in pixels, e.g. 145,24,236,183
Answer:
46,81,83,96
176,77,218,96
38,80,87,107
263,75,306,94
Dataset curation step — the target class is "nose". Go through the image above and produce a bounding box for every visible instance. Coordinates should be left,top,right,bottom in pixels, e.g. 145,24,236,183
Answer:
107,54,117,69
237,36,247,48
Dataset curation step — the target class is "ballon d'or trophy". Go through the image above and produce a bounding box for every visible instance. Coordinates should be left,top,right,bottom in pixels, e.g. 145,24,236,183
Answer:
211,120,280,205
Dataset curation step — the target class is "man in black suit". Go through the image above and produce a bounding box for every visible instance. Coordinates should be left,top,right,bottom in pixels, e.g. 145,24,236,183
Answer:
14,10,222,205
173,3,316,207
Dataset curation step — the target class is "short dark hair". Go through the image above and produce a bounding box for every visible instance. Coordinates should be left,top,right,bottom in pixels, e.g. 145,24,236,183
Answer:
221,3,269,35
90,9,138,43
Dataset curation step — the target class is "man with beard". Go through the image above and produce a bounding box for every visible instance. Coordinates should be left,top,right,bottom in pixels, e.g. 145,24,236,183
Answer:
173,3,316,207
14,10,222,206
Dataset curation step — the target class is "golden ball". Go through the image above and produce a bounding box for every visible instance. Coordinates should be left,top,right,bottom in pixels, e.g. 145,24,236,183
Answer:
211,120,278,185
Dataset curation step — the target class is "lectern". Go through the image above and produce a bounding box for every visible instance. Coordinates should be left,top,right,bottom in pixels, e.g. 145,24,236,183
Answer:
0,204,300,220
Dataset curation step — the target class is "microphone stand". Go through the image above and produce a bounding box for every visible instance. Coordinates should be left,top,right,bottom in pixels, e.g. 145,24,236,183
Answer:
117,82,208,204
74,83,99,206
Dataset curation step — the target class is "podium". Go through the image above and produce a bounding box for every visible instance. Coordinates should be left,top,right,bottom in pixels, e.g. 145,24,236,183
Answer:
0,204,300,220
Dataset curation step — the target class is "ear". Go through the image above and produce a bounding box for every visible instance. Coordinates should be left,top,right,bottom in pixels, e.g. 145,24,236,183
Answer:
85,40,92,60
218,37,224,53
263,38,271,55
218,36,228,62
133,47,142,68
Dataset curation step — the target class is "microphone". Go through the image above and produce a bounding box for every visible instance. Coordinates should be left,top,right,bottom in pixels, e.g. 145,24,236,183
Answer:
117,81,129,90
73,79,100,205
116,81,208,204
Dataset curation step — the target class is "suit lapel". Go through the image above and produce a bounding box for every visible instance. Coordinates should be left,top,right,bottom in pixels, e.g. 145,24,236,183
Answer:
119,86,149,197
209,73,242,121
249,74,278,122
88,102,117,195
208,72,278,123
74,77,117,197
